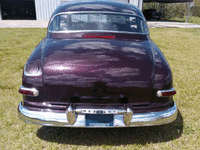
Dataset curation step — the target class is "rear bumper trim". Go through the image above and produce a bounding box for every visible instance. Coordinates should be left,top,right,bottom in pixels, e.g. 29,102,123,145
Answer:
18,102,178,127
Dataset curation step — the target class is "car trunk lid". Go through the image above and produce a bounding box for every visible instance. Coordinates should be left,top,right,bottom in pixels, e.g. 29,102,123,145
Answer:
41,37,155,103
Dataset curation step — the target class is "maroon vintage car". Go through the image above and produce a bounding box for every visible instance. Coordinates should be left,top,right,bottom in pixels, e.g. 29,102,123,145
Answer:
18,1,177,127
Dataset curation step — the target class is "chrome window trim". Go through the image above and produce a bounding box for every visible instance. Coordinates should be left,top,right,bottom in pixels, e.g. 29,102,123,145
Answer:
48,30,148,35
48,11,149,35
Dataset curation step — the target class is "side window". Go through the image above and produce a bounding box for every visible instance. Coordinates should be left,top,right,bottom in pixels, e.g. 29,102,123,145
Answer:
129,17,148,33
130,17,137,31
140,20,148,33
49,16,60,31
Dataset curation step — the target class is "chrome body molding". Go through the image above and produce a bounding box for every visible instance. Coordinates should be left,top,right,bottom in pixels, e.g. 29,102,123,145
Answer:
18,102,178,128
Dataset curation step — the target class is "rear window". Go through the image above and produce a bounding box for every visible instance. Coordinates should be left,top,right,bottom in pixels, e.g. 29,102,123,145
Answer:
49,13,148,33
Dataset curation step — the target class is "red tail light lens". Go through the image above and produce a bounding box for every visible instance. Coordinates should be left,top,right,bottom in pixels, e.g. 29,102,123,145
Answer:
157,87,176,97
19,86,39,97
83,35,115,39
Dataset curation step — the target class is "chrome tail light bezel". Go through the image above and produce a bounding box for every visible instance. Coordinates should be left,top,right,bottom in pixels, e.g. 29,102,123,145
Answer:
157,87,176,97
19,85,39,97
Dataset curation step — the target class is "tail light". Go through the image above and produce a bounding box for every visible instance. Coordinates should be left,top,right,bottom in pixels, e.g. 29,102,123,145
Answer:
19,85,39,97
83,35,115,39
157,87,176,97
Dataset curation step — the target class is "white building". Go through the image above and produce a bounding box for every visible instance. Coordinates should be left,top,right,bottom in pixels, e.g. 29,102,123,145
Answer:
0,0,143,21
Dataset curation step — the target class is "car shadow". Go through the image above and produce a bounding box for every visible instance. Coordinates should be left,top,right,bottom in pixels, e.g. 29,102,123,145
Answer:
37,109,183,146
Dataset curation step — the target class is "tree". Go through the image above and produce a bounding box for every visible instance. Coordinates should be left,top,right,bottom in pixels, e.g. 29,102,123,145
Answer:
143,2,199,19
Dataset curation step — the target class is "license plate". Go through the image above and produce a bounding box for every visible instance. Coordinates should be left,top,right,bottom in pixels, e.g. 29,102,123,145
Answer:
86,114,113,127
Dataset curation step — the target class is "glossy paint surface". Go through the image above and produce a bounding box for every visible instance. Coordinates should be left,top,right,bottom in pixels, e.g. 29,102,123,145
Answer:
21,1,174,112
42,34,153,87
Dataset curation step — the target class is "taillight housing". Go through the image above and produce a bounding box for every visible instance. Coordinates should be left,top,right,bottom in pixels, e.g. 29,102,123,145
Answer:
19,85,39,97
157,87,176,97
24,61,42,76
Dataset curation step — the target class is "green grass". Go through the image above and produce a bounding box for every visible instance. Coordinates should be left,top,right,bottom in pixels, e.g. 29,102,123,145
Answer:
0,28,200,149
169,16,200,24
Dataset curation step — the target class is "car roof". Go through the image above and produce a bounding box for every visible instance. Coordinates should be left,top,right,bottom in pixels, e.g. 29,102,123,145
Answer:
51,1,144,18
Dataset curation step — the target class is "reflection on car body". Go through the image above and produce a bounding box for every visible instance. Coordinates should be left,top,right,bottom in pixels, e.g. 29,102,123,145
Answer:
18,1,177,128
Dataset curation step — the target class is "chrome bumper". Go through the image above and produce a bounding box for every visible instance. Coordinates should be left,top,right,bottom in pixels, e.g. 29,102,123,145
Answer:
18,102,178,127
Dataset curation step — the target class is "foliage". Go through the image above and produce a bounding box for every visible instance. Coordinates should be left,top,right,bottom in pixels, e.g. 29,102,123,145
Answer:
191,5,200,17
169,16,200,23
143,1,200,19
